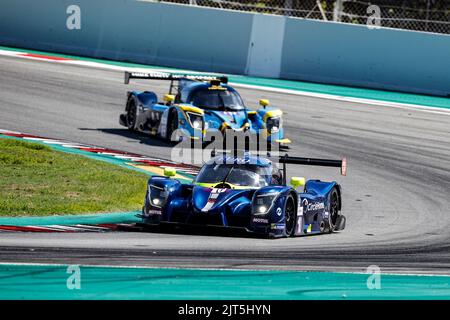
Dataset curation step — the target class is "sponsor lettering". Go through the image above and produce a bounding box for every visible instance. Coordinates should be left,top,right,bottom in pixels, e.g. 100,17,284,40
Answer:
252,217,269,224
308,202,325,211
302,199,325,212
271,223,285,230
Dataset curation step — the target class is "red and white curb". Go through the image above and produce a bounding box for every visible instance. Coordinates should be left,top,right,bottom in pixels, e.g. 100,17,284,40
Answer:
0,129,200,232
0,48,193,74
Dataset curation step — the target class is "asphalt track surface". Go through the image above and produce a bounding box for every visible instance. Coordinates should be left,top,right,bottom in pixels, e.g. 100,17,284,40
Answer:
0,56,449,274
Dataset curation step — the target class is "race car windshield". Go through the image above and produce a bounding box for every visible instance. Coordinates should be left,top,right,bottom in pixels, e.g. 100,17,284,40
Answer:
190,89,245,111
194,163,271,188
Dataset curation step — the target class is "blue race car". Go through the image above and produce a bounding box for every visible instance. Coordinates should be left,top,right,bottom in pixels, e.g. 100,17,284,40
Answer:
139,153,347,238
119,72,291,146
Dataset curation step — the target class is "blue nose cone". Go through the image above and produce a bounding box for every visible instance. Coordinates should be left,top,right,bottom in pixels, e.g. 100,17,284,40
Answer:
206,110,248,130
193,186,242,212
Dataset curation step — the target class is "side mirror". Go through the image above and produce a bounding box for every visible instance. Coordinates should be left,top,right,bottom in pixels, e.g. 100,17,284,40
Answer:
164,167,176,177
164,94,175,104
290,177,306,189
259,99,270,108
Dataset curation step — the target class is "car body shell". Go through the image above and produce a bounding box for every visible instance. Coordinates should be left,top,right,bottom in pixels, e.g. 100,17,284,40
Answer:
119,79,290,144
140,155,345,238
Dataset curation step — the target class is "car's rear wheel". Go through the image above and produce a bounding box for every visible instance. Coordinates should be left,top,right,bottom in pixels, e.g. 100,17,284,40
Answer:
126,99,137,131
166,108,178,141
285,194,296,237
327,188,340,233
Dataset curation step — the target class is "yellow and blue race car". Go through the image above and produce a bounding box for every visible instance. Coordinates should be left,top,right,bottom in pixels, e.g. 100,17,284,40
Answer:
119,72,291,146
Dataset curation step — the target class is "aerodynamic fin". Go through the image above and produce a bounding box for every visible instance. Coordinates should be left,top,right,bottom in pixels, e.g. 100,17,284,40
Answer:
279,154,347,184
124,71,228,85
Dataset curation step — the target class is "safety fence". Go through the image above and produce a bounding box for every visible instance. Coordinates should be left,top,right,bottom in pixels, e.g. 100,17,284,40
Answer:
161,0,450,34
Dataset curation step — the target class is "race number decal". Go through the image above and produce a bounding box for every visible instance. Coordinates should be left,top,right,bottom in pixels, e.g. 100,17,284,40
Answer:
201,188,226,212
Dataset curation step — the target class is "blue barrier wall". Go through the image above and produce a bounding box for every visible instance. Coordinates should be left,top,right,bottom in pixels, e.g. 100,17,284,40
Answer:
0,0,253,74
0,0,449,96
281,18,450,97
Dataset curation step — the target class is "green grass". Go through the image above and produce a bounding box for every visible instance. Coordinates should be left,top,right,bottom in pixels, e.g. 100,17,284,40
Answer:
0,139,148,216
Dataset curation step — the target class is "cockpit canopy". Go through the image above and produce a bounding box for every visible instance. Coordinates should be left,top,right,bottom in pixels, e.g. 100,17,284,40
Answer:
179,81,245,111
194,155,282,189
189,88,245,111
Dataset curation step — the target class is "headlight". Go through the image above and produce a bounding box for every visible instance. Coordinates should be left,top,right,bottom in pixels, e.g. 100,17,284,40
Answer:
148,185,168,208
266,117,280,133
252,192,278,215
186,112,203,129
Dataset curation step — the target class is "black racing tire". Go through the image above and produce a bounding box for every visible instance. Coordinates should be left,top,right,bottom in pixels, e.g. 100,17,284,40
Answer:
327,188,340,233
126,99,137,131
166,108,178,141
284,194,296,237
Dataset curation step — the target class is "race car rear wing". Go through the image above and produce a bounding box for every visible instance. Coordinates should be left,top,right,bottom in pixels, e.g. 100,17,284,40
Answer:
279,155,347,184
209,149,347,183
124,71,228,85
